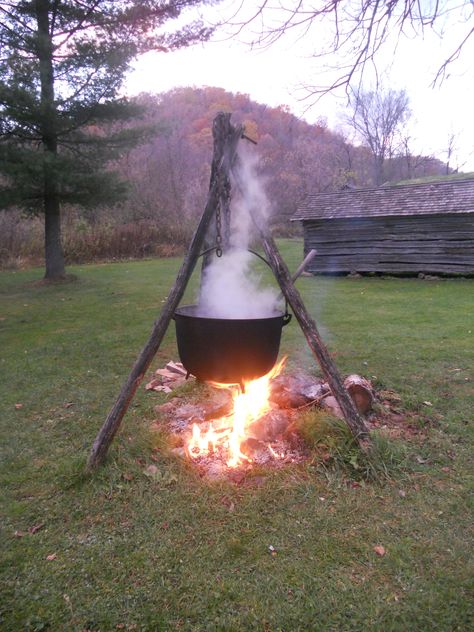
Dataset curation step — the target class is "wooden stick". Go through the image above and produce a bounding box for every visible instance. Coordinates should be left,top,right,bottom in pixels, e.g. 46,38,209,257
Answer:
254,220,370,445
87,114,243,470
292,249,317,282
276,249,317,302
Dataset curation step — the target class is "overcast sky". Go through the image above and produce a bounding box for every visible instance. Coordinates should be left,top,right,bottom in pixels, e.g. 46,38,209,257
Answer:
126,1,474,172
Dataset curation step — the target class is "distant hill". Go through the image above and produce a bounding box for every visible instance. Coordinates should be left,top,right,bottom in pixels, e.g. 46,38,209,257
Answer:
117,86,449,231
394,172,474,186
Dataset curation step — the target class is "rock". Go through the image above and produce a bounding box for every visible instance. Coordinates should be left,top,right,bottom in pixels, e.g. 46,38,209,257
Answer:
171,447,186,459
165,361,187,376
269,373,326,408
201,389,233,420
418,272,440,280
247,410,291,441
204,461,227,480
299,381,329,401
154,400,178,415
146,378,162,390
240,437,266,457
173,403,205,421
321,395,344,419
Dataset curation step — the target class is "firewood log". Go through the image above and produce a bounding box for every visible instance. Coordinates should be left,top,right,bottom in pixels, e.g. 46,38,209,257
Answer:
343,374,374,415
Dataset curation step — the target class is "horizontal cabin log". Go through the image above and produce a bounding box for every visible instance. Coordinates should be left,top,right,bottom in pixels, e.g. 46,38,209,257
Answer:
308,232,474,243
302,213,474,275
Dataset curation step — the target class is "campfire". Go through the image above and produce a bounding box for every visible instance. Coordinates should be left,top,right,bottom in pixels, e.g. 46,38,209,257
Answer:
148,360,375,479
87,113,370,473
186,357,287,467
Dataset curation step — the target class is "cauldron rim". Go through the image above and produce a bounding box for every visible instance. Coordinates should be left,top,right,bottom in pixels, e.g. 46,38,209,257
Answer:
174,304,285,323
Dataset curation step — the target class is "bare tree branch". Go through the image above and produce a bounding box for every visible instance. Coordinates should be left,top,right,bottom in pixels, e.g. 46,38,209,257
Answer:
223,1,473,97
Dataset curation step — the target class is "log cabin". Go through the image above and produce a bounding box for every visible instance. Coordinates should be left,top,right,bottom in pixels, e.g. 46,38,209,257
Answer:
292,178,474,275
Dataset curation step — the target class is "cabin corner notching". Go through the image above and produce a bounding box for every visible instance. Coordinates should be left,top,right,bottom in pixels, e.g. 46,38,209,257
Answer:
292,179,474,275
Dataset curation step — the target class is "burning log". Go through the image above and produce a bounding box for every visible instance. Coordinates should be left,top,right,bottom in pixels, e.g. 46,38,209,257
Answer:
247,409,291,442
269,373,329,408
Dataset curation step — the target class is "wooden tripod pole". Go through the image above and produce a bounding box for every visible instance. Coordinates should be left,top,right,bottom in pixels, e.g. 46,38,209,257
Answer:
229,158,369,444
87,114,243,470
258,223,370,444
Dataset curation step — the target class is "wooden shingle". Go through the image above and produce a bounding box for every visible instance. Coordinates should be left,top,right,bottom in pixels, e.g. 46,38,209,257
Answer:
292,178,474,221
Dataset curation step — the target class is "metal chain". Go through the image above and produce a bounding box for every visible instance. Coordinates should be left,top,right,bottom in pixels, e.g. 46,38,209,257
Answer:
215,201,223,257
223,180,231,248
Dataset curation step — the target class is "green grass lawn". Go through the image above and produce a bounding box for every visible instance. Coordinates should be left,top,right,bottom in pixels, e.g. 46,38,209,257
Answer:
1,239,473,631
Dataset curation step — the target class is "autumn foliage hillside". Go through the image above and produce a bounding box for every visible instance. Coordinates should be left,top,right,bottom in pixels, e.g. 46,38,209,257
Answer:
1,87,447,267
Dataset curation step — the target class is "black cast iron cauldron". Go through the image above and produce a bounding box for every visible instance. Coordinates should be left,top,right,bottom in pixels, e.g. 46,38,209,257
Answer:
174,305,292,385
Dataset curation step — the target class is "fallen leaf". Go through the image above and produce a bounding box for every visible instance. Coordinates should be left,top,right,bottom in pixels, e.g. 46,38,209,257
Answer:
29,523,45,534
14,530,27,538
143,465,176,486
398,490,406,498
64,402,74,408
441,466,451,473
46,553,57,561
423,401,433,407
14,403,23,410
144,464,159,476
415,455,428,464
122,472,134,481
373,545,386,557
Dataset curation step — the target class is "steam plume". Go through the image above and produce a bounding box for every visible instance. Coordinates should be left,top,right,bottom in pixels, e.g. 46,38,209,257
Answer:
197,144,280,319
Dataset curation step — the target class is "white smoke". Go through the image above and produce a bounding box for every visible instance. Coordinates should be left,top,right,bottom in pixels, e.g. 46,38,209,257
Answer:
197,144,281,319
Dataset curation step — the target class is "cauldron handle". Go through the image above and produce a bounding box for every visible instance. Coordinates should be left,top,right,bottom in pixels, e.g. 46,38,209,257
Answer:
195,247,293,322
246,249,293,322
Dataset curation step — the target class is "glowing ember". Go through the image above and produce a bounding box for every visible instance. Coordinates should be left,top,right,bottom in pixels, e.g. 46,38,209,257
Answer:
186,357,286,467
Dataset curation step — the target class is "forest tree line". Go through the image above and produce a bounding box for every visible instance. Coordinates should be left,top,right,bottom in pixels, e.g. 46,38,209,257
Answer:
1,86,449,268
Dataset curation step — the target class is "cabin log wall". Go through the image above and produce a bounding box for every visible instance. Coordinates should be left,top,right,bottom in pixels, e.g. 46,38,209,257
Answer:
303,213,474,274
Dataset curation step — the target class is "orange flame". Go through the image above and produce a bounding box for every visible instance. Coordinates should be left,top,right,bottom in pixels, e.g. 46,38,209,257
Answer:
186,357,286,467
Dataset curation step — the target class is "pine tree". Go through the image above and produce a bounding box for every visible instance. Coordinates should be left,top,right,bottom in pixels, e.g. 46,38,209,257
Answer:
0,0,213,279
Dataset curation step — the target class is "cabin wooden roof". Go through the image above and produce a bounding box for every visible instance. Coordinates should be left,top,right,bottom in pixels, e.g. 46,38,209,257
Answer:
292,178,474,221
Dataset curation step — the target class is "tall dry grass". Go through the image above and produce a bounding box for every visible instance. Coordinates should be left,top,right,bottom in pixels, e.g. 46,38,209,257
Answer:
0,210,192,269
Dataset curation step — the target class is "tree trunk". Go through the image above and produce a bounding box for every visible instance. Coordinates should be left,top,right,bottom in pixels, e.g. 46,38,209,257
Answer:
44,197,65,279
36,0,66,280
